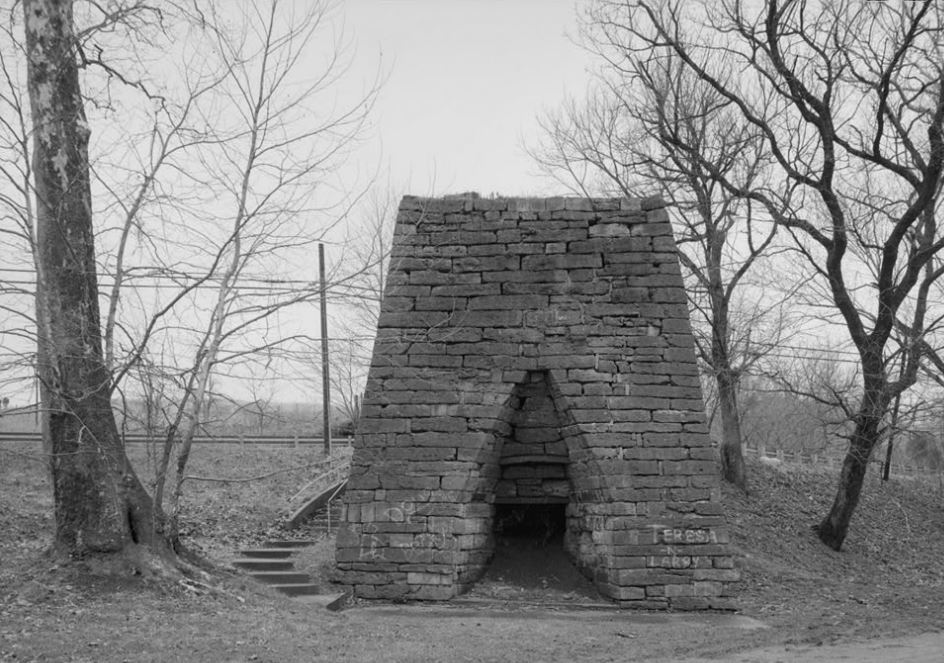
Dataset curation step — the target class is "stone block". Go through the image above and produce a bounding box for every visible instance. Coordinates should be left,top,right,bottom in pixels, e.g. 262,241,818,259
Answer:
414,296,468,311
614,586,646,600
455,310,523,327
521,253,601,271
431,283,501,297
610,555,647,569
469,294,549,310
407,571,453,586
615,569,688,585
410,417,469,433
358,419,411,434
454,255,520,272
441,475,471,490
664,583,695,597
589,223,631,238
662,460,717,475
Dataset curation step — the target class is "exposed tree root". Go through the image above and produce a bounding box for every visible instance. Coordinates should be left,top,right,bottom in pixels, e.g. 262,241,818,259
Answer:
10,543,246,603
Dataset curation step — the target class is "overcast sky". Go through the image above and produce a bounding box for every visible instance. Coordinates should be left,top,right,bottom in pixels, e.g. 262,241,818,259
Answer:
0,1,597,409
342,0,594,197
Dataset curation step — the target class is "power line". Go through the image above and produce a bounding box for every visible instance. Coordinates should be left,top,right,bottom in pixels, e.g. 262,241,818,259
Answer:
0,266,383,290
0,280,383,297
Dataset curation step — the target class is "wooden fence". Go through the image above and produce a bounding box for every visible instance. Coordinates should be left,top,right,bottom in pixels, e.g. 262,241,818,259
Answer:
743,442,943,480
0,431,353,447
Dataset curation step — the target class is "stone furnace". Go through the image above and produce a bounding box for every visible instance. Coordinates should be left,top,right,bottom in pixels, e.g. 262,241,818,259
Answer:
335,195,737,609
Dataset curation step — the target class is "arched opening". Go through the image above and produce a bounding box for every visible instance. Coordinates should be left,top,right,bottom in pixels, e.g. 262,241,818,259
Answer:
494,368,570,504
471,371,601,600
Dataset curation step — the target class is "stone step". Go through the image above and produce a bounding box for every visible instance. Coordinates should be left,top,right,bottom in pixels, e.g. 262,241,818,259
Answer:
293,592,351,611
234,540,326,599
248,571,312,585
233,558,295,572
271,583,323,597
238,548,297,559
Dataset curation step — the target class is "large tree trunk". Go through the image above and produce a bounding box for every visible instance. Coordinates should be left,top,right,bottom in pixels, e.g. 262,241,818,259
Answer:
716,368,747,490
816,387,887,551
23,0,167,557
706,247,747,491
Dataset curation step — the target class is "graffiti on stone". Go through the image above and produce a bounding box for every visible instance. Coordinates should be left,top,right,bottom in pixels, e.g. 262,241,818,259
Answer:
652,547,706,569
358,523,385,561
382,501,418,523
654,528,719,545
356,502,456,561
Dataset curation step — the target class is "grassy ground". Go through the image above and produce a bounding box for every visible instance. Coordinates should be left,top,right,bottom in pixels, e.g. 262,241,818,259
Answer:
1,441,943,662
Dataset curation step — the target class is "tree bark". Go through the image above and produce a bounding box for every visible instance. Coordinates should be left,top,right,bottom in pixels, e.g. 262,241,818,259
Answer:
717,368,747,490
816,428,875,551
706,227,748,491
23,0,166,556
817,382,888,550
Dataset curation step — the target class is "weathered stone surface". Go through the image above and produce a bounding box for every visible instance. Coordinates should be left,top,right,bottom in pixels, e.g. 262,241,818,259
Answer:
335,195,737,610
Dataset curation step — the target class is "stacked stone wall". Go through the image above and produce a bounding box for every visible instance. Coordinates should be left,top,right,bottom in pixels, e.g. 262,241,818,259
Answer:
335,195,738,609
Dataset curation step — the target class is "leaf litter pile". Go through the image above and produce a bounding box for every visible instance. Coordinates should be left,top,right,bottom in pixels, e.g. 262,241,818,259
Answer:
1,441,943,661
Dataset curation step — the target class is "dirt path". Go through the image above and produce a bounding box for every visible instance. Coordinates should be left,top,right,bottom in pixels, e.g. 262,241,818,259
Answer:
676,631,944,663
340,603,772,662
3,573,942,662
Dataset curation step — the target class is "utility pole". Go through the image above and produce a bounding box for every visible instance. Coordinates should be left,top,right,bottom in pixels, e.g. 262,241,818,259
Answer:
319,243,332,456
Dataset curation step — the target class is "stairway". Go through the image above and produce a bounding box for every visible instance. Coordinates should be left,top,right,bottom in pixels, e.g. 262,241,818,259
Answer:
233,539,320,596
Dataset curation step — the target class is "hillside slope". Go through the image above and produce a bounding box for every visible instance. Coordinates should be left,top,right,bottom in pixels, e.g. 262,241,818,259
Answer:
724,458,944,645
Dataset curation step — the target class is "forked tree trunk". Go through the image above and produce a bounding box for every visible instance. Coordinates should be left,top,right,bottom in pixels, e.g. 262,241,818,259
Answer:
23,0,168,556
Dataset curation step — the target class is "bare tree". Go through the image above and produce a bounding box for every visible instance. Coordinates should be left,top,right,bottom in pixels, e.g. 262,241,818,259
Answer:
22,0,163,557
757,349,860,455
338,183,398,332
532,48,789,490
0,4,41,411
277,182,397,437
13,0,379,562
594,0,944,549
110,0,379,538
328,182,396,422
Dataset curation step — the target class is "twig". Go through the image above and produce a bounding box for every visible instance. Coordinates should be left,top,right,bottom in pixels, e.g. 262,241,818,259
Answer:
0,447,48,463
